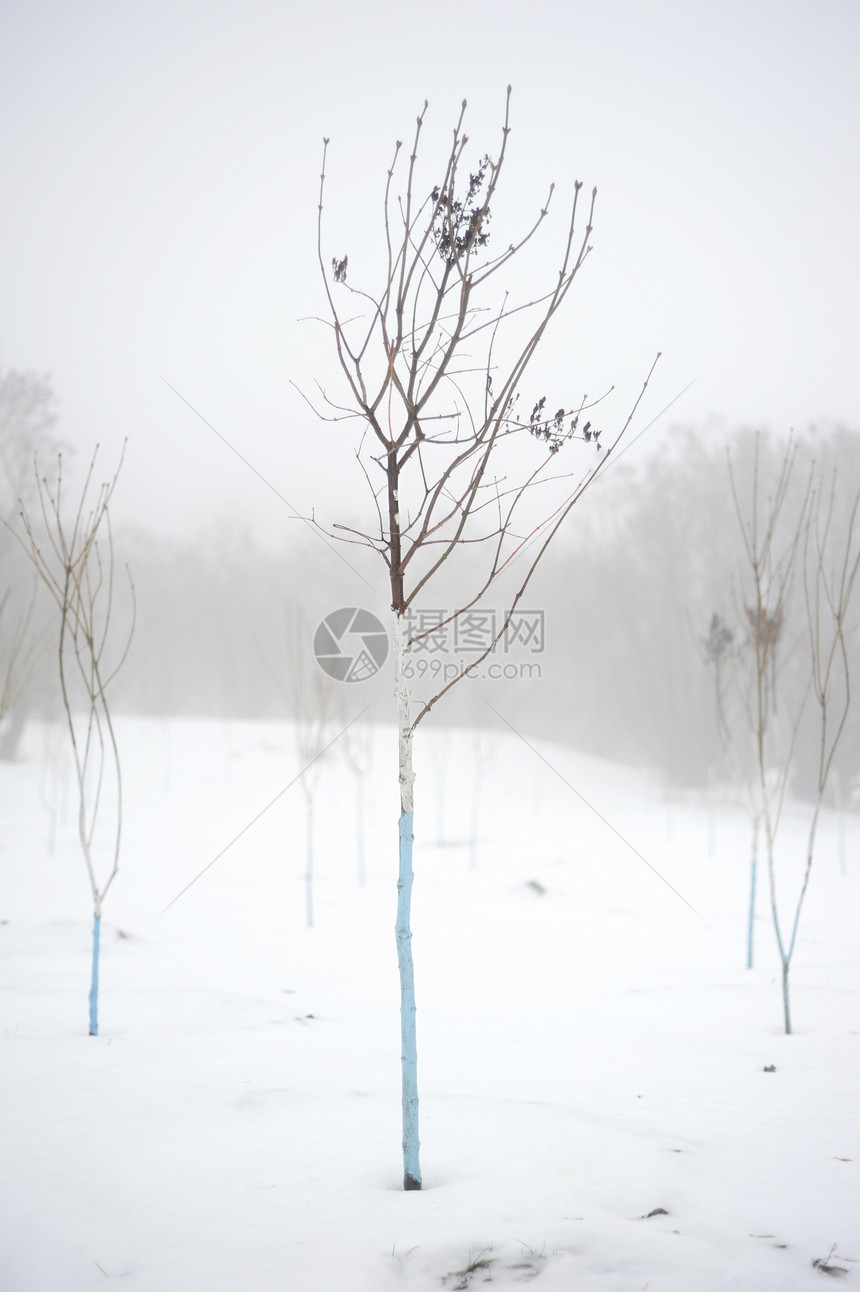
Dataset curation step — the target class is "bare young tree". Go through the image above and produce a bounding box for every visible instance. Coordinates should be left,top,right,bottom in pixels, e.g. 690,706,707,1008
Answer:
701,610,761,967
791,476,860,1018
726,436,859,1033
306,90,657,1188
289,607,337,928
729,438,811,1029
255,605,340,926
12,446,135,1035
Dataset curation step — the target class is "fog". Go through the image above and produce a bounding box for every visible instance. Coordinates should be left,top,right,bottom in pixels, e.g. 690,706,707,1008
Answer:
2,2,860,788
1,0,859,545
4,409,858,796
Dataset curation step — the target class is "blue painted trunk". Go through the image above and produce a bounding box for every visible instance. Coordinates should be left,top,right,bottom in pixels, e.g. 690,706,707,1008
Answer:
746,856,757,970
89,913,100,1036
746,817,760,969
396,810,421,1189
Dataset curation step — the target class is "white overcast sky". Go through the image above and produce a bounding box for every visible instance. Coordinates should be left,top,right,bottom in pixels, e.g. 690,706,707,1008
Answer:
1,0,858,543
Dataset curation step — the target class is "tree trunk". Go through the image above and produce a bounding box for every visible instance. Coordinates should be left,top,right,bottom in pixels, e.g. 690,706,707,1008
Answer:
393,611,421,1190
396,808,420,1188
89,912,101,1036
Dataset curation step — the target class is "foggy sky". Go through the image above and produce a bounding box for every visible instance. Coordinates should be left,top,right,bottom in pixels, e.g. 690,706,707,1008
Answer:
2,0,859,546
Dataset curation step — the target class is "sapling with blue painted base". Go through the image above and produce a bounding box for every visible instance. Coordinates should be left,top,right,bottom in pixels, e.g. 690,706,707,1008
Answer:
13,446,134,1036
724,436,860,1033
307,89,658,1187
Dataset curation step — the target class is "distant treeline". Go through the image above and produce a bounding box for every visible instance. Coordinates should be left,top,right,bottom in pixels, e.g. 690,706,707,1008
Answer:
3,422,859,800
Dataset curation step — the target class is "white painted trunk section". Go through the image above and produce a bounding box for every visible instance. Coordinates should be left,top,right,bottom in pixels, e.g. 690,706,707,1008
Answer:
392,611,414,814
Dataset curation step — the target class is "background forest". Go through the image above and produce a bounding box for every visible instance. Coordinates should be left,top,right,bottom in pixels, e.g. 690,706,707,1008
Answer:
3,367,858,804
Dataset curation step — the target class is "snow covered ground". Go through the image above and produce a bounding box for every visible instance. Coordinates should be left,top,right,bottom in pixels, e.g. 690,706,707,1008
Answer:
1,716,858,1291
